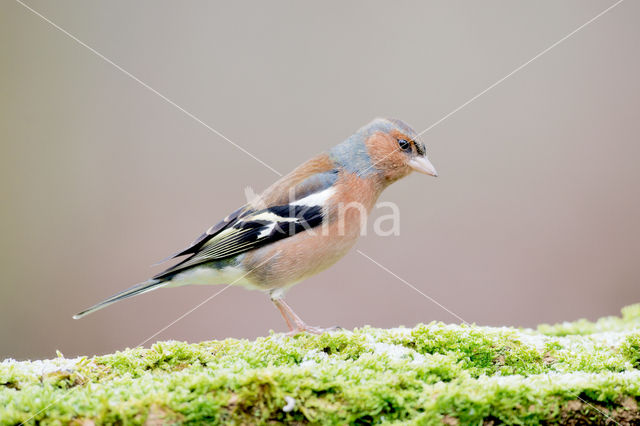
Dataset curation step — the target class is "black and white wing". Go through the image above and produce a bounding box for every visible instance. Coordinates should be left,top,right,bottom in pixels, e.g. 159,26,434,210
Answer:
153,171,338,279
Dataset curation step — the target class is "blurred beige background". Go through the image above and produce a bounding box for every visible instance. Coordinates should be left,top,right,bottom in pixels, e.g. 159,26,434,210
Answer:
1,0,639,360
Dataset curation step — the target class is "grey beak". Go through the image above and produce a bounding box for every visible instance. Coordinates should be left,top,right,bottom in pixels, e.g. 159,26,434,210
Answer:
408,156,438,177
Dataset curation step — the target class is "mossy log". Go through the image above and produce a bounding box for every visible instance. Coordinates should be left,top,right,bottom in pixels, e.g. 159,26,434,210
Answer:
2,305,640,425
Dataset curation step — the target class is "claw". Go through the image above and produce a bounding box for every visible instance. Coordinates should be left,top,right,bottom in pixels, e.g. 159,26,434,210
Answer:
271,295,342,336
285,325,339,336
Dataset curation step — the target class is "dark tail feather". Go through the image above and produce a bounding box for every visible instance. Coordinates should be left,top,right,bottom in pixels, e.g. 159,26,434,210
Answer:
73,279,166,319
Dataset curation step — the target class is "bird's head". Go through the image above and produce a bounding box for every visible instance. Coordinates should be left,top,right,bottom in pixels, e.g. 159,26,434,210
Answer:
330,118,438,184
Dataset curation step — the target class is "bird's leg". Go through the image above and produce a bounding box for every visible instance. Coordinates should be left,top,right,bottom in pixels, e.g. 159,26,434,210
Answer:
272,297,295,332
278,299,318,333
270,296,327,335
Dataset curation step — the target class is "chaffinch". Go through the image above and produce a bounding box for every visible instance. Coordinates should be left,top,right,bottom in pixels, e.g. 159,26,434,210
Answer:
74,118,438,334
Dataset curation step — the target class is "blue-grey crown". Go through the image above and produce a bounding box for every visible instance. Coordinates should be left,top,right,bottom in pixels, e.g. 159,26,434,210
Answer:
329,118,419,177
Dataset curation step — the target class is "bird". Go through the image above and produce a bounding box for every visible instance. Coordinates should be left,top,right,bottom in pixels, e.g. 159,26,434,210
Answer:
73,118,438,334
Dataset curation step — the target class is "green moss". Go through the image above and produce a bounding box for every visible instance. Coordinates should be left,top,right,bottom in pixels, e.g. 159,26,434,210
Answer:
620,333,640,368
2,305,640,425
537,305,640,336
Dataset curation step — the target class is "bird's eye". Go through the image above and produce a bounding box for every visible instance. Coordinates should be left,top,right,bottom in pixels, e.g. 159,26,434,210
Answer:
397,139,411,151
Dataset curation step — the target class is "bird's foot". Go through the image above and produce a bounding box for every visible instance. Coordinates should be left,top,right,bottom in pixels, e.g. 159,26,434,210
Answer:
270,296,342,335
286,325,342,336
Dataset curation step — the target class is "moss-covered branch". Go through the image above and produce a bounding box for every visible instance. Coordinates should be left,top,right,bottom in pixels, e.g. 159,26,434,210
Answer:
2,305,640,425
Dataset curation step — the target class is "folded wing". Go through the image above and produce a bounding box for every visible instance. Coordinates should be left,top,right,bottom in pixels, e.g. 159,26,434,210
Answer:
153,170,338,279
